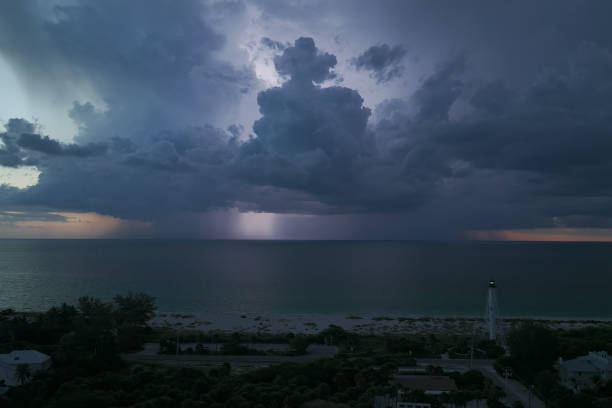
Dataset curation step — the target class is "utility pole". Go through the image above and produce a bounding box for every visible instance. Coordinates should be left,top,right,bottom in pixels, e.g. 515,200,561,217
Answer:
502,367,512,395
469,329,475,369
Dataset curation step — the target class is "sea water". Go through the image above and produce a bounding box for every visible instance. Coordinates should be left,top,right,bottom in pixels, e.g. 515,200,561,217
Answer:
0,239,610,318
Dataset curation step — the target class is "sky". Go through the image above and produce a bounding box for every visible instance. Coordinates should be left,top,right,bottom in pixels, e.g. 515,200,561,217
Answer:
1,0,612,240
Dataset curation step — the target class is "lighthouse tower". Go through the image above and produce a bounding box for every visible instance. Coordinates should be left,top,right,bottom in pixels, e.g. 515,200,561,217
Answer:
485,280,499,341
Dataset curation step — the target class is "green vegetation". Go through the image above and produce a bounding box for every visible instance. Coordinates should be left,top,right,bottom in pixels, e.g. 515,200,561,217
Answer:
1,348,398,407
556,327,612,359
371,316,394,322
0,292,156,355
497,322,612,408
506,321,559,382
14,364,31,386
2,296,612,408
446,370,507,407
157,332,312,356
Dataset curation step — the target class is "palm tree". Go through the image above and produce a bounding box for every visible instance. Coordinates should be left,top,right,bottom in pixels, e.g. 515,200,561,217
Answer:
15,364,31,385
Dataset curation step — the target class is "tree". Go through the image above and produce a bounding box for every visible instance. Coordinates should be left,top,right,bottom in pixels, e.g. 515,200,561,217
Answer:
506,322,559,382
452,369,485,391
318,325,349,345
14,363,31,385
113,292,156,327
113,292,157,351
485,385,506,408
599,379,612,397
477,339,506,359
74,296,116,354
302,400,351,408
289,336,311,355
426,365,444,375
534,370,558,400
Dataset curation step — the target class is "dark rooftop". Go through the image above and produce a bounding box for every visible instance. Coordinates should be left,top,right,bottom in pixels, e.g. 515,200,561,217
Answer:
392,375,458,392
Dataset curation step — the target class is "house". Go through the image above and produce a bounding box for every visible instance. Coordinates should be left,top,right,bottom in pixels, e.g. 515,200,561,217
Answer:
374,375,458,408
396,403,431,408
372,395,431,408
557,351,612,390
392,375,458,395
0,350,52,386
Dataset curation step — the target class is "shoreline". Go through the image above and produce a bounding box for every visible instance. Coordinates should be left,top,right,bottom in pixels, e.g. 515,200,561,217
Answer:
5,308,611,335
150,311,612,335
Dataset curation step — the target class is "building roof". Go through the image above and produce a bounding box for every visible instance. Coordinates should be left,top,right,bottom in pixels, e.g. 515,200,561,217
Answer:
0,350,51,365
563,357,600,373
561,352,611,374
392,375,458,392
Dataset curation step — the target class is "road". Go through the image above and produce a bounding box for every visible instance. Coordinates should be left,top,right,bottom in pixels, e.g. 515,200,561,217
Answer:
122,352,333,371
122,343,338,371
417,358,545,408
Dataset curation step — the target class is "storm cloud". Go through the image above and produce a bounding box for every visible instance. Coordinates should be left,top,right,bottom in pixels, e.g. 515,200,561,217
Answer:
353,44,407,83
2,0,612,238
17,133,107,157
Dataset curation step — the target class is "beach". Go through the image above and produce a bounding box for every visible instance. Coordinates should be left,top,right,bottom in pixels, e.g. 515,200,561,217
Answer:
151,311,612,336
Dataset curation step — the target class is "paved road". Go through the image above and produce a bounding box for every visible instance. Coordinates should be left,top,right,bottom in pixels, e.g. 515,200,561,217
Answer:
122,350,336,371
417,358,545,408
123,353,330,364
123,343,338,371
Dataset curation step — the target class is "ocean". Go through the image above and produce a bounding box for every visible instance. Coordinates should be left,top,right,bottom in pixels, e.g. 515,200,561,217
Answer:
0,239,611,318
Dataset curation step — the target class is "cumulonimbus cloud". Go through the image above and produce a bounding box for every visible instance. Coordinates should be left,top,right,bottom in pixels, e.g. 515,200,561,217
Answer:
1,0,612,237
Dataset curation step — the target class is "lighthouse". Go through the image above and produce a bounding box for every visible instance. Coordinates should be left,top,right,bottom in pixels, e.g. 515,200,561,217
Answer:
486,280,499,341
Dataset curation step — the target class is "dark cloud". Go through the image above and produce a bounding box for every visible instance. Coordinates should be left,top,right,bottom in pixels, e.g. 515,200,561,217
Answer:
1,119,106,169
17,133,107,157
3,0,612,238
469,80,515,115
5,35,612,233
412,54,466,121
0,119,43,167
236,39,376,207
0,0,253,221
0,0,255,144
0,210,67,224
368,42,612,228
8,122,239,219
352,44,407,83
261,37,288,51
0,120,26,168
274,37,337,83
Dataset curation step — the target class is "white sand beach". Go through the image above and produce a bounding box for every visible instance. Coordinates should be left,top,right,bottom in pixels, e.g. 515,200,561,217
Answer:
151,311,612,335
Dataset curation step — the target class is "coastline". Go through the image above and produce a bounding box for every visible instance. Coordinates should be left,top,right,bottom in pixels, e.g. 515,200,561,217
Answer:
7,308,610,335
150,311,612,335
